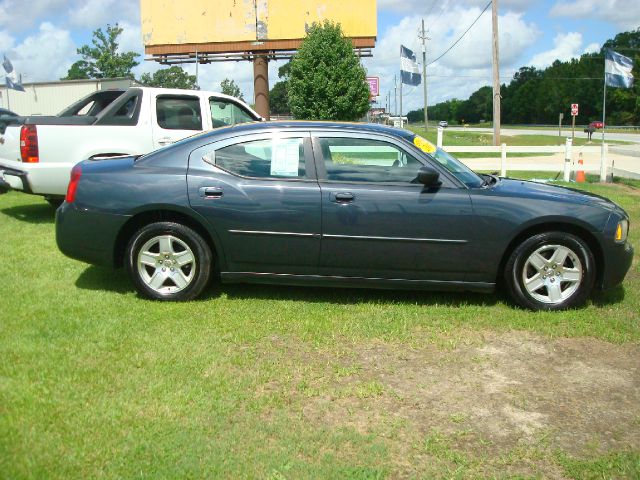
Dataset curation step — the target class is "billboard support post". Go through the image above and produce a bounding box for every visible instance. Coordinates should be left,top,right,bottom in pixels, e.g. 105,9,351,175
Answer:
253,55,270,120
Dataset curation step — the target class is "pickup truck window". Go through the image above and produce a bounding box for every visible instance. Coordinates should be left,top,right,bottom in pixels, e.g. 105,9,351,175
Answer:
57,90,125,117
95,90,143,126
210,99,255,128
157,95,203,131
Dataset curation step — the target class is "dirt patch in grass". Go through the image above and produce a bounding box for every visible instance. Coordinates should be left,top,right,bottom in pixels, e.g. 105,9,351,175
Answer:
257,331,640,477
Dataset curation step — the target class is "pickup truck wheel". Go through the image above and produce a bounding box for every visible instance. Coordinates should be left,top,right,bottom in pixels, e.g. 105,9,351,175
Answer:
45,197,64,209
126,222,212,301
504,232,595,311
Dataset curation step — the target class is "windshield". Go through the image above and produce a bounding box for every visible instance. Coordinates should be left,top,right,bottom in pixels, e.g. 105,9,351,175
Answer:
409,134,483,188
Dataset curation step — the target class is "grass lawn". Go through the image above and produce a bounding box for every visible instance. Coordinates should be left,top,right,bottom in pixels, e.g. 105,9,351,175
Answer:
1,184,639,479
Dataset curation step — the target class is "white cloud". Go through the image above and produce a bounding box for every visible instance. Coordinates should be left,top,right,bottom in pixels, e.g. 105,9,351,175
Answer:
528,32,584,68
379,0,531,14
584,42,600,54
0,0,67,32
8,22,76,82
364,5,538,112
0,29,15,51
550,0,640,30
527,33,603,69
67,0,140,29
0,0,140,32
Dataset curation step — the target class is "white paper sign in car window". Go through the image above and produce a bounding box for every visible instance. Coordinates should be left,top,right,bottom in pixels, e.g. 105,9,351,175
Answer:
270,138,300,177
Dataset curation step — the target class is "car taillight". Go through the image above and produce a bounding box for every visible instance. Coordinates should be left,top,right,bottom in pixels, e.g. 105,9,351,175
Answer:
65,165,82,203
20,124,39,163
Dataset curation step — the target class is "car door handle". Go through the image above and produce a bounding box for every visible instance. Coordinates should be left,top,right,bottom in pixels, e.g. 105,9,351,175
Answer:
333,192,355,203
199,186,223,199
157,137,174,146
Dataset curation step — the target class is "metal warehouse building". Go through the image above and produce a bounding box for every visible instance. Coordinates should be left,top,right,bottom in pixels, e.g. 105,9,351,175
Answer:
0,78,137,116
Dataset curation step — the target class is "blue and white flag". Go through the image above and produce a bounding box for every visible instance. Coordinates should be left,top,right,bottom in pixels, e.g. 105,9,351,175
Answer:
2,55,13,74
6,75,25,92
605,49,634,89
400,45,421,86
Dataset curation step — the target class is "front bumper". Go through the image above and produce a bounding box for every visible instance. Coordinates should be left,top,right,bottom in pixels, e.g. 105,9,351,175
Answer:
56,201,131,268
600,240,634,290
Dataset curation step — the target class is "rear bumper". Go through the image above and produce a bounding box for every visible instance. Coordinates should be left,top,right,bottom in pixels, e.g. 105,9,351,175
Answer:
0,159,75,196
56,201,131,267
0,164,32,193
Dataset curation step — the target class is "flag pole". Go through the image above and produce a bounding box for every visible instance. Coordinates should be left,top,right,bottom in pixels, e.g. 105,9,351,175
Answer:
5,84,10,112
600,69,607,182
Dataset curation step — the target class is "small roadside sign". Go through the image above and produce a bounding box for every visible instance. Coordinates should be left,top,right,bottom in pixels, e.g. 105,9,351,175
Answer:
571,103,579,116
366,77,380,97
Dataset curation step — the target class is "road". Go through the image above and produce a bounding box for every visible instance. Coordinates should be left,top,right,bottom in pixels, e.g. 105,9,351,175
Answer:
448,126,640,144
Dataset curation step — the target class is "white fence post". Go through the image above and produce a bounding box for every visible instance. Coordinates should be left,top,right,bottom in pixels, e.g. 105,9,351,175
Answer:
563,137,572,182
600,143,608,182
437,127,443,148
500,143,507,177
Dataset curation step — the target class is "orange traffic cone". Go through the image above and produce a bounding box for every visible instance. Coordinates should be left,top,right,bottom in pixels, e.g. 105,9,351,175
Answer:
575,153,586,183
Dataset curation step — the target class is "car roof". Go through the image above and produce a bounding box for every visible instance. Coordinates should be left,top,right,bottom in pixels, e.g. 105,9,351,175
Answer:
206,121,417,141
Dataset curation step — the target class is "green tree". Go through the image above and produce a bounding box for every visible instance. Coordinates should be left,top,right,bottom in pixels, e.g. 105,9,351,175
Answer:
288,21,370,121
63,24,139,80
140,66,197,89
269,61,293,115
269,81,289,114
220,78,245,101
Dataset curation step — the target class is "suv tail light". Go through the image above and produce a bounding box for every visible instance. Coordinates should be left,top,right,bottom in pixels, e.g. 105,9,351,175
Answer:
65,165,82,203
20,124,39,163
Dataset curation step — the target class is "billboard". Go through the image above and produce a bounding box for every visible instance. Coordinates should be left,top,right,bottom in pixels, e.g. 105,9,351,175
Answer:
141,0,377,55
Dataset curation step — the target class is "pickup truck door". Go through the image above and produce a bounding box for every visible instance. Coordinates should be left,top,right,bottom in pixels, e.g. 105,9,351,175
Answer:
151,94,205,149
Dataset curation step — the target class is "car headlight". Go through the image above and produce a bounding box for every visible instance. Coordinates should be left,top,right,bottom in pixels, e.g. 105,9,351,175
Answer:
615,219,629,243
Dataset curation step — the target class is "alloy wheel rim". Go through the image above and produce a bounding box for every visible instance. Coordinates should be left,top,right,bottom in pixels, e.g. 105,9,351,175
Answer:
521,244,583,305
137,235,196,294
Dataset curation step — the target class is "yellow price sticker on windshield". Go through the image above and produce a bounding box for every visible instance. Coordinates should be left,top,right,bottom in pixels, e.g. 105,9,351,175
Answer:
413,136,436,154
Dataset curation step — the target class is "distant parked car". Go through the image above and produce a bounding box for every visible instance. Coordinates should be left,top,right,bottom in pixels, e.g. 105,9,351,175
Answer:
0,108,18,117
589,121,604,129
56,122,633,310
438,120,448,128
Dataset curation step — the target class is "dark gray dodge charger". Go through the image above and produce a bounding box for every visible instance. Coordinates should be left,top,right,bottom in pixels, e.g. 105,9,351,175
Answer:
56,122,633,310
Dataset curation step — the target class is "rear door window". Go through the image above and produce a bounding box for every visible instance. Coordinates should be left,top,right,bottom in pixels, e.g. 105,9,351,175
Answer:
157,96,203,131
207,136,307,179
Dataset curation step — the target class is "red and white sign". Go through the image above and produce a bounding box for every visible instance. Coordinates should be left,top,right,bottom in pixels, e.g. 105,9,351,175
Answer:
366,77,379,97
571,103,579,116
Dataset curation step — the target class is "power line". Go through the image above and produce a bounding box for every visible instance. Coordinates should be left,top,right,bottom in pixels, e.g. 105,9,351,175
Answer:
425,0,439,19
430,0,450,28
427,1,492,67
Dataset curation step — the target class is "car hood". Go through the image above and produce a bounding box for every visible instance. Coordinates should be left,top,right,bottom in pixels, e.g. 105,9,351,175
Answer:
492,178,621,213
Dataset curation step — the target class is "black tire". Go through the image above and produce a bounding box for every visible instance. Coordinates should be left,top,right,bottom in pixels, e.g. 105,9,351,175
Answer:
45,197,64,209
504,231,596,311
125,222,212,301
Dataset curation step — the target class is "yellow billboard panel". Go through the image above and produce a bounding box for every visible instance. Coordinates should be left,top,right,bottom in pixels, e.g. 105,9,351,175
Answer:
141,0,376,55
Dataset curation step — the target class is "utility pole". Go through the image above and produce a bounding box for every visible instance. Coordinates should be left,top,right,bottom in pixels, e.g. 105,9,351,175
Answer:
491,0,501,145
419,19,430,131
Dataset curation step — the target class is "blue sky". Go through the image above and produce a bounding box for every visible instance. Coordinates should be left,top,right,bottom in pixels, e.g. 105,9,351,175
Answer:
0,0,637,112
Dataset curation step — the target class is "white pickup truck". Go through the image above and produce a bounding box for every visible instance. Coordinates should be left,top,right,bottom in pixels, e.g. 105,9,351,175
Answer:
0,87,260,206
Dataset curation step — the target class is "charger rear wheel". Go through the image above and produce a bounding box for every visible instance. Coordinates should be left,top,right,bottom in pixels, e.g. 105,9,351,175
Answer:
126,222,212,301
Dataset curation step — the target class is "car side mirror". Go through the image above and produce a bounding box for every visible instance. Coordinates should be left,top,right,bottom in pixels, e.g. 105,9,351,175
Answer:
417,166,441,186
